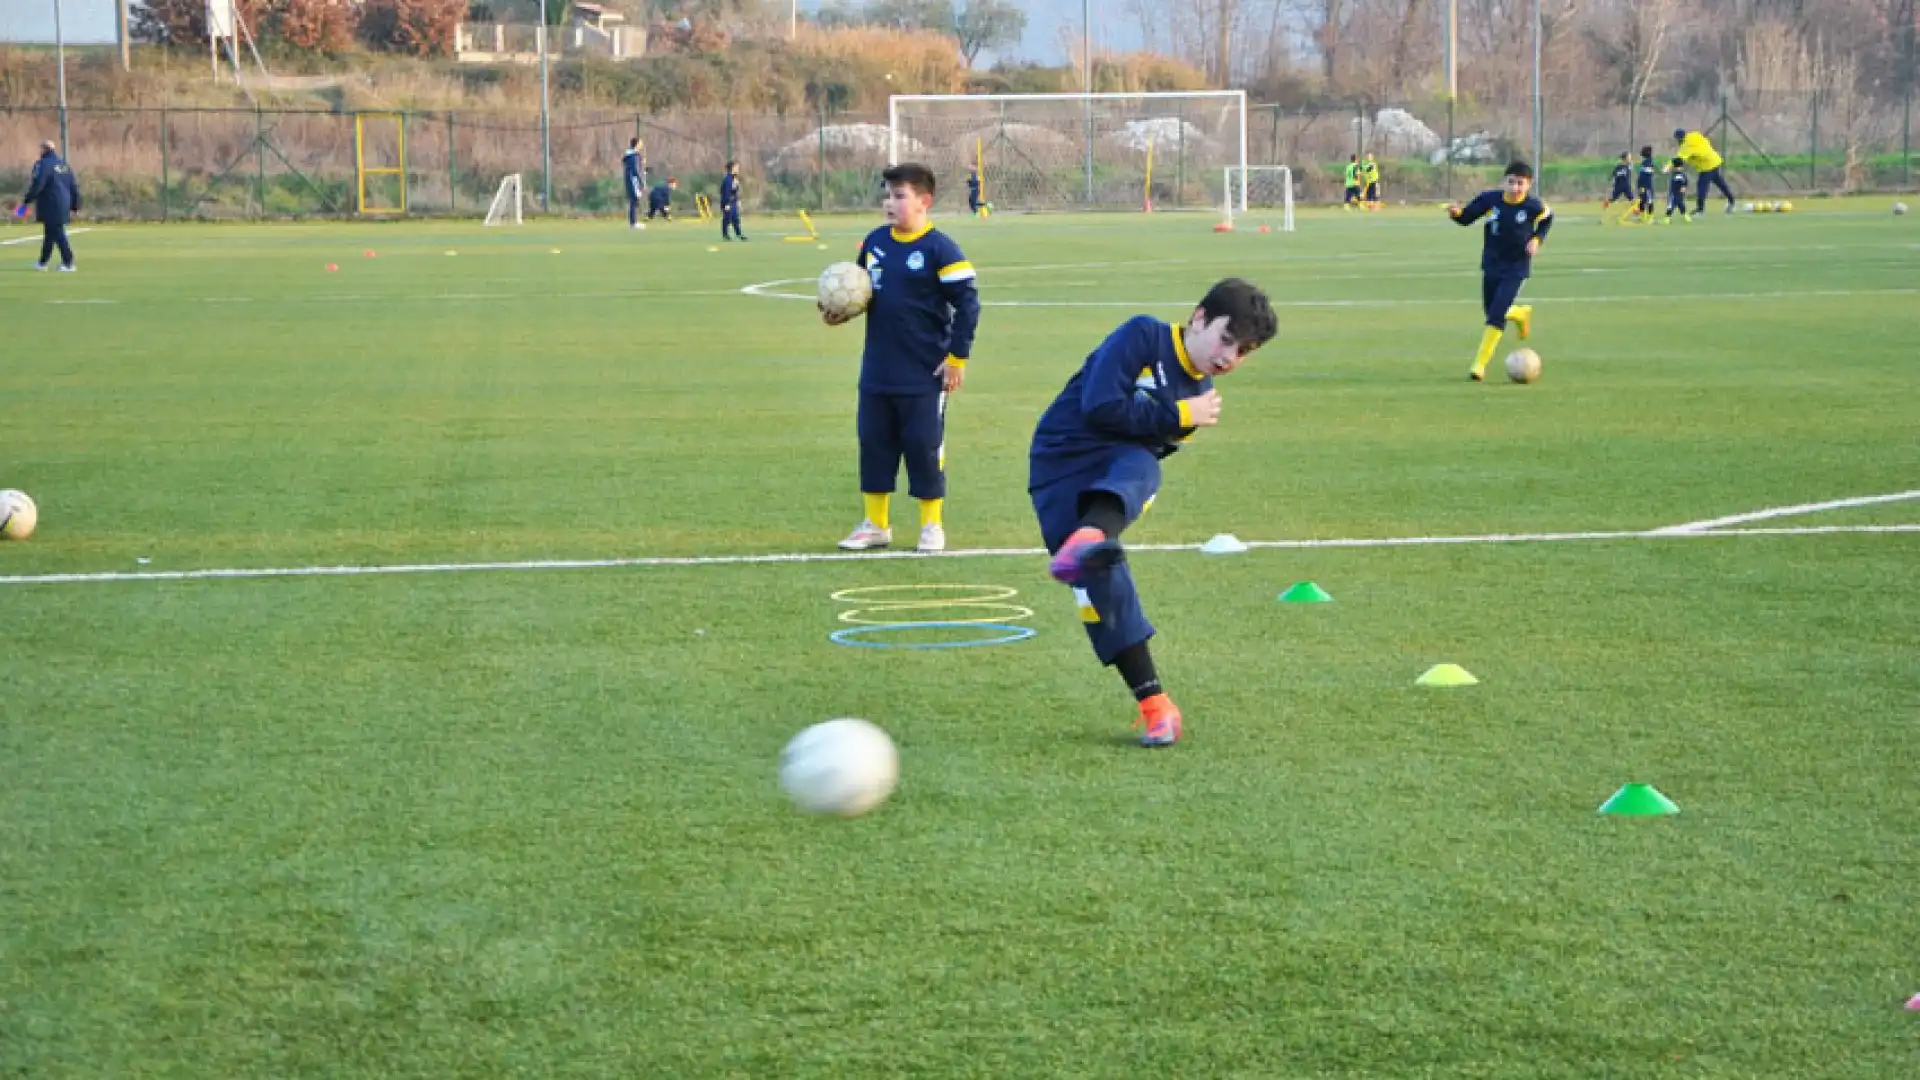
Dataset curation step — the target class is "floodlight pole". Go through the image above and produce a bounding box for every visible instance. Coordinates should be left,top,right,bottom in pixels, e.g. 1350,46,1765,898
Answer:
53,0,70,157
540,0,552,212
1444,0,1456,198
1530,0,1543,175
1082,0,1093,203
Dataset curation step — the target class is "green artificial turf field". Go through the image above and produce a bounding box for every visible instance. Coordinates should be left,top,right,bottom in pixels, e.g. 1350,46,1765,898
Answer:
3,201,1917,1078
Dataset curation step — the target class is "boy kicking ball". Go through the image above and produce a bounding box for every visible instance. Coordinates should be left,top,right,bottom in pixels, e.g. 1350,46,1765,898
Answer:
1032,278,1278,747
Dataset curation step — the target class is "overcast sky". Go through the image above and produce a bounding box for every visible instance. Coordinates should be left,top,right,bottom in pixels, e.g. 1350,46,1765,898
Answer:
0,2,1140,64
0,0,121,45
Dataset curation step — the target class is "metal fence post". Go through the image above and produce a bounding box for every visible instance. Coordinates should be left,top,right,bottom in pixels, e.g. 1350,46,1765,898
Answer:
817,102,826,211
160,105,170,221
1810,92,1819,190
255,104,265,218
447,112,456,213
726,110,734,162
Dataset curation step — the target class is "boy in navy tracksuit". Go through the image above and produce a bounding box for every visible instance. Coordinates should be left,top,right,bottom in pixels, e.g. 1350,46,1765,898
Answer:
18,141,81,271
821,163,980,553
623,138,646,228
1035,279,1278,747
1448,160,1554,381
647,178,676,221
719,160,745,241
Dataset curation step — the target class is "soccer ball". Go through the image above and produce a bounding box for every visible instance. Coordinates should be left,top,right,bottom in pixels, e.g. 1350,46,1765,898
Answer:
779,718,899,817
1505,348,1542,384
818,261,873,319
1896,202,1910,216
1778,200,1794,213
0,489,37,540
1742,202,1756,213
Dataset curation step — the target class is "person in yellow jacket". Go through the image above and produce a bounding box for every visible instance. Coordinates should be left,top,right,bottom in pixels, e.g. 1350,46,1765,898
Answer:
1674,128,1735,214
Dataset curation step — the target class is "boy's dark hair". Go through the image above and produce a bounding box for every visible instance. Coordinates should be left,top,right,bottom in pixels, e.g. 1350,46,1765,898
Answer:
1197,278,1278,352
1640,145,1653,157
1618,151,1629,160
882,162,937,198
629,137,638,149
725,158,737,170
1504,160,1533,179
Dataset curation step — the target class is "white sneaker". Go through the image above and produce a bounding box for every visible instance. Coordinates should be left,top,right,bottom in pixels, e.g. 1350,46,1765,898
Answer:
917,524,946,553
837,520,891,551
33,263,47,271
57,265,74,273
632,222,646,230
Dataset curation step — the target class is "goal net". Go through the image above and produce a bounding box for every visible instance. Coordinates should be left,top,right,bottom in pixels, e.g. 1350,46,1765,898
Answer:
1223,166,1295,231
483,174,523,226
888,92,1247,213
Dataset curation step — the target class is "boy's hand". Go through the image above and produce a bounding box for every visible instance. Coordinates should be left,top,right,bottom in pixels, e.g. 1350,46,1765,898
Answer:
935,361,965,392
1182,389,1223,426
1525,238,1541,256
1446,203,1462,217
818,302,853,327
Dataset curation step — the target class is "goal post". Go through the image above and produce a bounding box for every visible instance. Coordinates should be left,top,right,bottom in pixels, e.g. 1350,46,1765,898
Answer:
1224,166,1295,231
888,91,1248,213
484,174,523,226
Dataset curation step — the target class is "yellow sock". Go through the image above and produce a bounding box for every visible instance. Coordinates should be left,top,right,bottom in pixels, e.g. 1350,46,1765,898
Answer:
918,498,943,529
1472,326,1503,375
863,493,890,531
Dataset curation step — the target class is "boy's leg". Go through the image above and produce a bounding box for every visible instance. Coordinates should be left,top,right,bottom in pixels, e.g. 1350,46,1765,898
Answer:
1032,452,1181,746
841,391,901,549
899,391,947,550
53,224,72,267
628,194,638,226
38,224,54,268
1471,274,1517,380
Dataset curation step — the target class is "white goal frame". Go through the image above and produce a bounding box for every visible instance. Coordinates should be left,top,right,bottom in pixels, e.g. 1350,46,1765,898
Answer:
1223,166,1294,231
484,173,523,226
888,91,1249,212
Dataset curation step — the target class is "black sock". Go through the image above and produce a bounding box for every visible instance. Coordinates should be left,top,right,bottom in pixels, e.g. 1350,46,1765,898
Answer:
1076,491,1128,539
1112,640,1162,702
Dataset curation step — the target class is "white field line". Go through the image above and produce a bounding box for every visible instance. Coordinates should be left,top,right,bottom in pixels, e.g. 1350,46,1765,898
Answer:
1649,490,1920,535
1,227,94,247
740,278,1920,308
2,522,1914,588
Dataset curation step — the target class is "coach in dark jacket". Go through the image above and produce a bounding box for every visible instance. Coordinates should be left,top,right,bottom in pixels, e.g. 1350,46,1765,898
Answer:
20,141,81,272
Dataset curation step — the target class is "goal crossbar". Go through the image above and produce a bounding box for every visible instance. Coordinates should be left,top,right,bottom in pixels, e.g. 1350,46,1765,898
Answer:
889,91,1249,213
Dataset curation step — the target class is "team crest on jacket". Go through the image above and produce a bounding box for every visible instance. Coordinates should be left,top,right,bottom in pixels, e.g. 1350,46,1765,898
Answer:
906,251,924,270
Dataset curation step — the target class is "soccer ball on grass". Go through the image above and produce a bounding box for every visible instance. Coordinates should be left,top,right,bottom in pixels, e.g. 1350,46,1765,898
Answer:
1893,202,1908,216
0,489,38,540
780,718,899,817
1505,348,1542,384
818,261,873,320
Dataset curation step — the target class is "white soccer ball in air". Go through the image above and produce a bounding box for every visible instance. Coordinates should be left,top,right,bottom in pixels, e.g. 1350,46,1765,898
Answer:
0,489,37,540
818,261,873,319
1505,348,1542,384
780,718,899,817
1895,202,1909,216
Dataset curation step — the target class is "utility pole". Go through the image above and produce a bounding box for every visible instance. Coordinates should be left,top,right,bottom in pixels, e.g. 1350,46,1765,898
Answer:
540,0,552,212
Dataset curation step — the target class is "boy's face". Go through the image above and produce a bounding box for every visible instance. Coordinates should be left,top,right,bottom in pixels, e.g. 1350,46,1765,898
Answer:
1503,173,1532,200
1186,311,1252,375
884,182,933,229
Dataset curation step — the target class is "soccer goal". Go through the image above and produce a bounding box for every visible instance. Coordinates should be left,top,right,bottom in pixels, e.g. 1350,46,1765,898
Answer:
1223,166,1295,232
483,174,523,226
888,91,1248,213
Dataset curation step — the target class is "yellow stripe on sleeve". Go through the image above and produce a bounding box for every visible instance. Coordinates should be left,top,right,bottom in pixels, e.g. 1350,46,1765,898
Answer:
938,261,976,282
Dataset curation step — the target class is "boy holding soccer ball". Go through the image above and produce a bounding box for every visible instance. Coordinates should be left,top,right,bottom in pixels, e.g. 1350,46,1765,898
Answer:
1035,278,1278,747
821,163,980,553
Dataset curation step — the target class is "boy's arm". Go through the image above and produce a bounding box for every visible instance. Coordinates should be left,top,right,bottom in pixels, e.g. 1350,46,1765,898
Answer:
937,244,979,375
1078,321,1185,439
1531,202,1554,247
1449,192,1491,225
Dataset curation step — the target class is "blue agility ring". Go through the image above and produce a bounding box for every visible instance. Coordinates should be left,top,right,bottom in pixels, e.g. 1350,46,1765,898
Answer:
829,621,1037,650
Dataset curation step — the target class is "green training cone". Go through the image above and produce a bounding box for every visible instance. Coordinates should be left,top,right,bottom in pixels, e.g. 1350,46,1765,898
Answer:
1415,663,1478,687
1279,581,1333,603
1598,783,1680,816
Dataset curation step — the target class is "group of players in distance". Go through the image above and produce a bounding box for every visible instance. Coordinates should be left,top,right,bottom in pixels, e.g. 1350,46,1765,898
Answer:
814,159,1549,747
1599,128,1740,224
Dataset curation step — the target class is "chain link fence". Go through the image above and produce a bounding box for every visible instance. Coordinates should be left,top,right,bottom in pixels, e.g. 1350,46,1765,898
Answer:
2,92,1913,219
